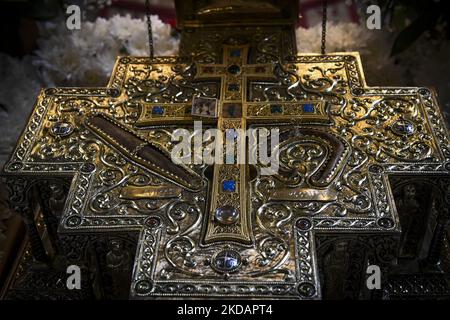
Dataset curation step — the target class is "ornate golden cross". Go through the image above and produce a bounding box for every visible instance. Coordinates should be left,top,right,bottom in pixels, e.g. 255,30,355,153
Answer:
3,0,449,300
194,44,275,244
129,44,329,245
4,49,450,301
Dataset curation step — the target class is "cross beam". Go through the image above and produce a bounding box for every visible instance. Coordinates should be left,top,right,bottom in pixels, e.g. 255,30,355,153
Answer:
128,45,328,245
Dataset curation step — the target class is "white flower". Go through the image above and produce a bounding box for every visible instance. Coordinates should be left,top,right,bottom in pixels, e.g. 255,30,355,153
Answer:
296,22,404,85
33,14,179,87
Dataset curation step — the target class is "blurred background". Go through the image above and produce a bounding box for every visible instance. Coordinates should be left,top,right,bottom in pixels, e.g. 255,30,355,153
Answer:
0,0,449,166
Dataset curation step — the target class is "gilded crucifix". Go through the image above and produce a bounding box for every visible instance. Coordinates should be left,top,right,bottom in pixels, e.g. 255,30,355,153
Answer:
3,0,449,300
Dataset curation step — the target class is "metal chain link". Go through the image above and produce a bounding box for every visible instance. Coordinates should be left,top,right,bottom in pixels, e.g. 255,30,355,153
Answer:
321,0,328,55
145,0,154,58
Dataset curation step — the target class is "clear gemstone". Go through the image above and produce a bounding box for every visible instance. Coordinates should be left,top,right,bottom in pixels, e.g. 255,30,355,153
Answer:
215,205,239,225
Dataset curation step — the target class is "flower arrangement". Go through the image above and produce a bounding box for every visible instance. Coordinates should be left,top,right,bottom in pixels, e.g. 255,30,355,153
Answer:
34,14,179,87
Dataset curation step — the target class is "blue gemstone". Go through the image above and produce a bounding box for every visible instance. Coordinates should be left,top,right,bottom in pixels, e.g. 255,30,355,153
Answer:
213,250,241,272
227,83,240,91
302,103,315,113
230,49,241,57
152,106,164,115
225,256,238,268
52,122,73,136
270,105,283,114
222,180,236,192
392,120,415,135
404,124,414,134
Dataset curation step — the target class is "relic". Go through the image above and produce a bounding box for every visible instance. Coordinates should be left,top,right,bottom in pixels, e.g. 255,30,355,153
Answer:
2,0,449,300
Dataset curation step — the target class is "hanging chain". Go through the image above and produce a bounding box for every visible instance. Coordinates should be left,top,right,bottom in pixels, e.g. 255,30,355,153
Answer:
321,0,328,55
145,0,154,58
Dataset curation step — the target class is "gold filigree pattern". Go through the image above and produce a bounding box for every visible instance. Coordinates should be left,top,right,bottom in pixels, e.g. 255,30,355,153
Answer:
3,21,449,300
